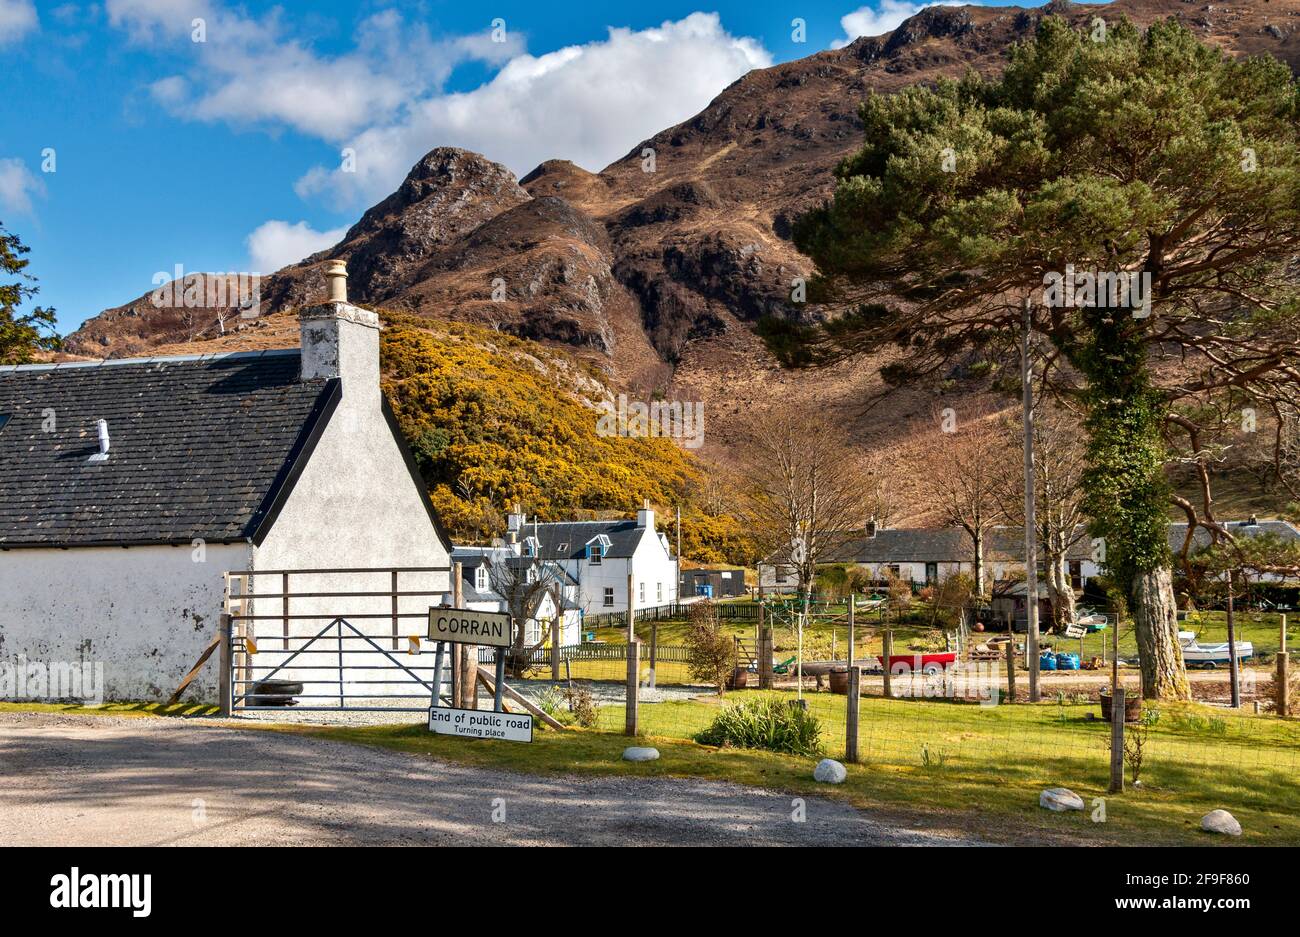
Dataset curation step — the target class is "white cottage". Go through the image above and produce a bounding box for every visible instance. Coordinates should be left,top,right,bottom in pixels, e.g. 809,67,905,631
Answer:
505,502,679,619
0,262,452,703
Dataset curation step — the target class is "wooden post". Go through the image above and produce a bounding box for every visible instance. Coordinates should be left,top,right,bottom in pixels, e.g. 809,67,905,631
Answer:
845,666,861,763
217,612,232,717
1005,638,1017,704
550,617,561,682
1282,613,1288,653
649,618,658,690
882,628,894,699
848,593,856,667
1109,687,1126,793
759,625,773,689
1278,652,1290,718
1226,572,1240,709
625,637,640,735
454,561,477,709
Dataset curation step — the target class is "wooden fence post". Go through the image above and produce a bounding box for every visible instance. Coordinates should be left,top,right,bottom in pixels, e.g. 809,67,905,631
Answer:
1278,651,1290,718
848,595,855,667
1005,639,1017,704
1109,687,1126,793
550,617,561,682
626,637,641,736
759,626,773,689
845,665,861,763
217,612,232,717
882,628,894,699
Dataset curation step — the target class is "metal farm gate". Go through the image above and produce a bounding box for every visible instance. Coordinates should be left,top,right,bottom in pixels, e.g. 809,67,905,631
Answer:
224,566,455,712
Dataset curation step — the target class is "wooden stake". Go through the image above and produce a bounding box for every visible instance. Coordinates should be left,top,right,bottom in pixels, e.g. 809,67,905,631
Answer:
1278,652,1290,719
882,628,894,699
217,613,232,716
1005,638,1017,704
626,637,640,736
550,617,561,682
1109,687,1126,793
845,665,861,763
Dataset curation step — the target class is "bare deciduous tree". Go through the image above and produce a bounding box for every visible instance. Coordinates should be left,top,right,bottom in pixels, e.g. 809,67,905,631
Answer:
487,554,569,677
909,408,1007,596
737,408,872,603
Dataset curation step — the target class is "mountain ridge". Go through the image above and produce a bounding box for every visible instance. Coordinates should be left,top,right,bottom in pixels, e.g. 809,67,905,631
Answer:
65,0,1300,457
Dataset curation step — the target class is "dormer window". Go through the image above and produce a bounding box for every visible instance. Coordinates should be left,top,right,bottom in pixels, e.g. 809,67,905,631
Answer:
475,566,488,592
523,536,538,557
587,534,610,564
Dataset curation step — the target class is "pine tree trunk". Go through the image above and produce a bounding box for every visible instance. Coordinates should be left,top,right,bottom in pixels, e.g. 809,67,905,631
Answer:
1130,565,1190,700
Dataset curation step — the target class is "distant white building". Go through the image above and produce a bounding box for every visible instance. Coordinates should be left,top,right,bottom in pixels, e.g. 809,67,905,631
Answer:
503,502,679,620
451,546,582,647
759,518,1300,591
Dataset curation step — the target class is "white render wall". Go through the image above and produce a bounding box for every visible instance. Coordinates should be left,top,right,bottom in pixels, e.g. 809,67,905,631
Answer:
566,526,679,617
0,542,249,701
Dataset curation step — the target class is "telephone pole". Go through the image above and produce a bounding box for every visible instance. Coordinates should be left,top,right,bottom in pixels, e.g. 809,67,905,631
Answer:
1022,297,1041,703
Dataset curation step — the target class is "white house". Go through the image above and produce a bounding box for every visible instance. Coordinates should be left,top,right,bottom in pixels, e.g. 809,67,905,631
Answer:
451,546,582,647
503,502,679,620
0,262,453,703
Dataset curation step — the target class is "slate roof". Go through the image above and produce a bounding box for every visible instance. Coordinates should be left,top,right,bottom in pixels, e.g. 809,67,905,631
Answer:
0,350,338,547
1172,519,1300,553
523,519,648,560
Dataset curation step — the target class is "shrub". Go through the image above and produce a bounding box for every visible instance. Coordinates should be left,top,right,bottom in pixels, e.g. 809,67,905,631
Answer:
564,686,598,728
685,601,739,695
694,698,824,756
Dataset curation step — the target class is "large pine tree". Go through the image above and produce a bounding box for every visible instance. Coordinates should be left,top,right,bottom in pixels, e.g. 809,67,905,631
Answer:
793,17,1300,699
0,222,59,364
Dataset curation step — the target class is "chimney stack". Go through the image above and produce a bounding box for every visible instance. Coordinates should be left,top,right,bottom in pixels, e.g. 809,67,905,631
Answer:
637,499,654,529
866,517,877,538
299,259,380,393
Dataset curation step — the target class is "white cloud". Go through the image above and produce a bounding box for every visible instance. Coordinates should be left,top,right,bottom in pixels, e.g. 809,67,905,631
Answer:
833,1,964,48
246,220,347,273
0,158,43,215
107,2,522,140
0,0,38,45
297,13,772,208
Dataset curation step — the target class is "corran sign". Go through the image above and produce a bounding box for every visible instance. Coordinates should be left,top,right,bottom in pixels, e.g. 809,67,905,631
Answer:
429,706,533,742
428,608,512,647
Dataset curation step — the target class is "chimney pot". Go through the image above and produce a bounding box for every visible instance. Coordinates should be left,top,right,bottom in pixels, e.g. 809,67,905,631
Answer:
325,259,348,303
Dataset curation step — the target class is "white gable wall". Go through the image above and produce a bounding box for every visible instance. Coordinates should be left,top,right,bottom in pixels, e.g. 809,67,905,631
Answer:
242,374,451,700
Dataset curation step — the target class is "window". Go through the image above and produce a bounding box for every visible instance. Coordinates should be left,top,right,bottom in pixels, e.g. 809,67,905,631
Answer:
0,414,9,434
589,543,603,565
475,566,488,592
603,587,614,607
657,582,663,602
639,582,645,604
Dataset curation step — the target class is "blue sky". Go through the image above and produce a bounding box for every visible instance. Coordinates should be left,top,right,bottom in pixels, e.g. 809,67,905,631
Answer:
1,0,1020,331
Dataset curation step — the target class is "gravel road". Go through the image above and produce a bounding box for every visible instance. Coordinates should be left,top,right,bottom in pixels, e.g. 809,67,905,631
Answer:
0,712,986,846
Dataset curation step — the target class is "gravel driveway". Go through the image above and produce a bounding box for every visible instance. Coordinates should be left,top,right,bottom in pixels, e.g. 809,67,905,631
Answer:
0,712,986,846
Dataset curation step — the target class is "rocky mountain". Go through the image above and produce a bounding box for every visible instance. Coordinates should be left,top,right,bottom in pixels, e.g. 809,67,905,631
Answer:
67,0,1300,457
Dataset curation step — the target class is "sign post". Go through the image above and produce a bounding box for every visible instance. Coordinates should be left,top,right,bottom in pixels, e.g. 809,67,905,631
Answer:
427,607,531,742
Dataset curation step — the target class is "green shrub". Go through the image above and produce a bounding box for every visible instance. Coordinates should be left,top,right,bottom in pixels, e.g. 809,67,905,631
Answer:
694,698,824,757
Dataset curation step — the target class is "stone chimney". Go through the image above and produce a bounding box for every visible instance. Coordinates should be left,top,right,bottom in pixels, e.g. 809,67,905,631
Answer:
865,517,878,538
506,503,526,543
637,499,654,529
299,260,380,393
